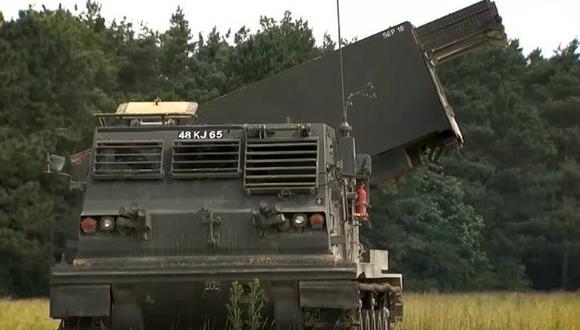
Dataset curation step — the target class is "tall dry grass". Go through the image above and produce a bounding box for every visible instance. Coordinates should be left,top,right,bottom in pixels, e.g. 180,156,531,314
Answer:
401,292,580,330
0,299,59,330
1,293,579,330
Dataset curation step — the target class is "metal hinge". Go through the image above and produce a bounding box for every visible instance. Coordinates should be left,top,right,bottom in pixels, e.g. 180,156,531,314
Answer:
200,208,222,247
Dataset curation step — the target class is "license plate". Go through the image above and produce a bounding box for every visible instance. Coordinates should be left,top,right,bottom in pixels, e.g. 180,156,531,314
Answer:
177,130,224,140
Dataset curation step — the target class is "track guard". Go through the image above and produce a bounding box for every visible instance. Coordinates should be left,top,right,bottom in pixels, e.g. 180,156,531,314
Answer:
50,284,111,318
299,280,359,309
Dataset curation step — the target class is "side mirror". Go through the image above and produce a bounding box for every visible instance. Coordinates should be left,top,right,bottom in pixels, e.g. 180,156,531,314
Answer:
47,154,66,174
45,152,87,192
355,154,372,179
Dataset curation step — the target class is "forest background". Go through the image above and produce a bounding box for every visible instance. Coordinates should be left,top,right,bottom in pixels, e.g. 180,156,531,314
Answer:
0,2,579,296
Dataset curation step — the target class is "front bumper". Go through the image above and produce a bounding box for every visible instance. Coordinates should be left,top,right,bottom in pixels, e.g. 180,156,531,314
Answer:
50,255,359,324
50,254,357,285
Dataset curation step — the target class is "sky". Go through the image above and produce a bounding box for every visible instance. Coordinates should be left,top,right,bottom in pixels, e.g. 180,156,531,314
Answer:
2,0,579,55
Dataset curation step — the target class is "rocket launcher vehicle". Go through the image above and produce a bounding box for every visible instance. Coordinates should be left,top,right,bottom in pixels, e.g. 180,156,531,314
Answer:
197,0,506,181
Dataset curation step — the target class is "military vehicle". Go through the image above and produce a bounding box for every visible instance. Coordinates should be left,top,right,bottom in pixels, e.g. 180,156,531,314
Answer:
48,1,505,329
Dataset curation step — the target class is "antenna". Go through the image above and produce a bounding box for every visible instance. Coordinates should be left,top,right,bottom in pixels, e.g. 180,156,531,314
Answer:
336,0,351,137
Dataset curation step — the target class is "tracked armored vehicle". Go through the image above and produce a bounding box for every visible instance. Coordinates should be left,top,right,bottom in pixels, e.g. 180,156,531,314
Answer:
49,1,505,329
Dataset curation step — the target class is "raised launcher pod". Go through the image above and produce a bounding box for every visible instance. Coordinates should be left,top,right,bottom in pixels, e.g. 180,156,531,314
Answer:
197,0,506,181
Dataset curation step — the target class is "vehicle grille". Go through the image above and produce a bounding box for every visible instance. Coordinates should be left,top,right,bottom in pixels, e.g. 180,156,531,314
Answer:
172,140,241,178
93,140,163,179
244,139,318,193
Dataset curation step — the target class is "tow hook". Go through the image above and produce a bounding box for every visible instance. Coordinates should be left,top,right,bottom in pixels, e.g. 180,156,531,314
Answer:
118,204,152,240
252,201,288,230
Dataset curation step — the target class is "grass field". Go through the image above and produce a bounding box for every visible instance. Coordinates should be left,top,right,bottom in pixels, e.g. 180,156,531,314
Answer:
402,292,580,330
0,299,59,330
1,293,579,330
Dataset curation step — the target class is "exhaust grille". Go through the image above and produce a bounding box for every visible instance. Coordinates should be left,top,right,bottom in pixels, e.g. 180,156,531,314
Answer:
244,139,318,193
93,140,163,179
172,140,241,178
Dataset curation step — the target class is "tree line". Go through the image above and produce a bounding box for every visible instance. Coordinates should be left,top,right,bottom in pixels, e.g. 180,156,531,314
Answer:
0,2,578,296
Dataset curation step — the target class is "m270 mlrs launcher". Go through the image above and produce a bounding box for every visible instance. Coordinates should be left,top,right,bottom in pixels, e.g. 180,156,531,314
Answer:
48,1,505,329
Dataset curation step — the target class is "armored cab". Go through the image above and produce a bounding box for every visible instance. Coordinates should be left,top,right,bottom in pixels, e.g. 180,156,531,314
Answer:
49,1,505,329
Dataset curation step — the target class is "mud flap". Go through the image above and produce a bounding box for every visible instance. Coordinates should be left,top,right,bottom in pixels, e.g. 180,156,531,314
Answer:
271,284,303,328
110,286,145,330
299,280,358,309
50,284,111,318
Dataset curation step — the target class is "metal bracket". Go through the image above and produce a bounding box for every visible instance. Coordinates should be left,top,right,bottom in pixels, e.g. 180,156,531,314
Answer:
200,208,222,247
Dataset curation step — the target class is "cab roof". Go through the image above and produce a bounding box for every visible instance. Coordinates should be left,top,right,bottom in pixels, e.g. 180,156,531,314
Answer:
115,101,198,115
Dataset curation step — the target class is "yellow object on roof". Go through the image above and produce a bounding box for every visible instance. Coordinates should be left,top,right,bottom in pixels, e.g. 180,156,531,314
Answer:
115,101,198,115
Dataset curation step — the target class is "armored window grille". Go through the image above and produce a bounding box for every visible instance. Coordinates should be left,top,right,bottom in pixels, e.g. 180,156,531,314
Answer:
244,139,318,193
93,140,163,179
171,140,241,178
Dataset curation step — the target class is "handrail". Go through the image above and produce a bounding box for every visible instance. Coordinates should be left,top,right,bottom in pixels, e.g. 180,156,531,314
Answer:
93,112,197,127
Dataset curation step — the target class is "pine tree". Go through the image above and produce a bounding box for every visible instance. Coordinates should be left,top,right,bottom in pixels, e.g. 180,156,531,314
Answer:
159,7,195,99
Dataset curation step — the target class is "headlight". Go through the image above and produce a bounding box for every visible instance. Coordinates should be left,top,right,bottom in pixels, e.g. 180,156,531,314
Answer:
99,216,116,232
292,214,307,227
